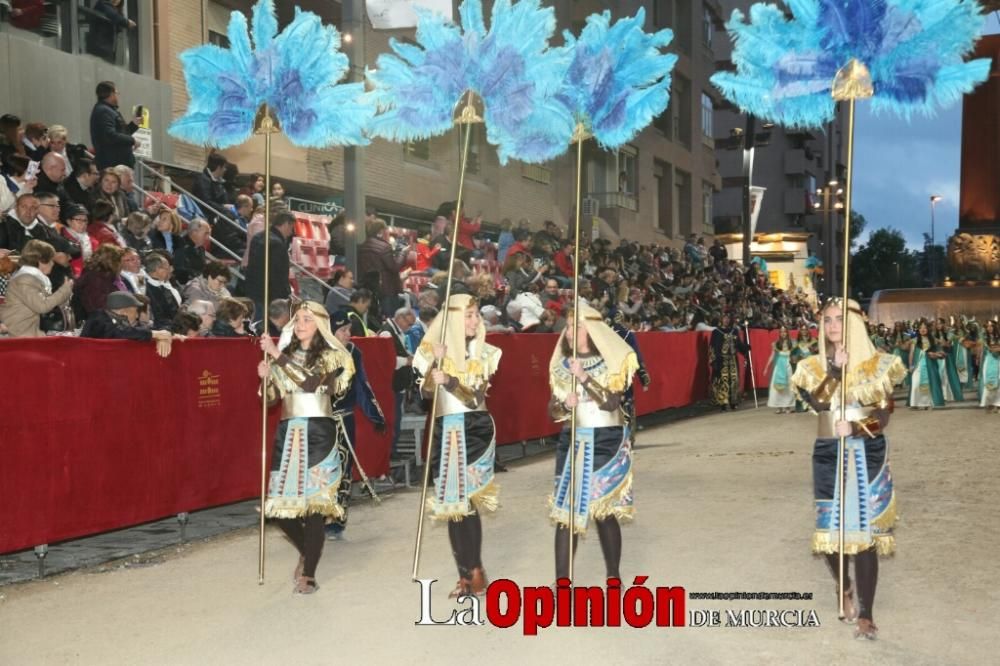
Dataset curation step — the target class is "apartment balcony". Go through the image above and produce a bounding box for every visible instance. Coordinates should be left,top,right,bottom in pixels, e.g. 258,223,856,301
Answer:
590,191,638,213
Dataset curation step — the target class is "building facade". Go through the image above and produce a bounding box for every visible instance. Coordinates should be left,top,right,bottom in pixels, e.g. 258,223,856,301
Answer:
1,1,722,243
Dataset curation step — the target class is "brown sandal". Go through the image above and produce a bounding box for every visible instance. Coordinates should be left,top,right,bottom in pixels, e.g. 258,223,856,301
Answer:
468,567,489,597
854,618,878,640
294,575,319,595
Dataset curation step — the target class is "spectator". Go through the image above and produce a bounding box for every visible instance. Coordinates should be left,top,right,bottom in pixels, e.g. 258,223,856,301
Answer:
497,218,514,263
119,247,147,295
64,158,100,211
510,288,544,332
270,181,287,206
150,208,183,255
86,1,137,64
7,1,47,32
185,299,216,336
144,251,181,329
503,251,545,299
172,217,210,284
553,240,575,282
31,191,77,290
182,260,231,309
60,204,96,277
251,297,289,337
172,311,202,337
87,200,126,247
358,218,407,317
90,81,141,169
94,168,122,216
232,194,253,231
247,173,266,207
111,165,139,215
413,232,442,274
541,279,568,315
324,268,355,317
709,238,728,267
211,298,249,337
33,153,69,213
1,154,34,215
378,306,416,455
0,191,39,252
0,239,74,337
245,210,294,317
481,305,511,333
407,305,435,351
0,114,23,164
428,215,453,270
73,243,126,319
192,152,229,213
344,288,373,337
122,211,153,254
46,125,71,172
80,291,177,354
22,122,48,161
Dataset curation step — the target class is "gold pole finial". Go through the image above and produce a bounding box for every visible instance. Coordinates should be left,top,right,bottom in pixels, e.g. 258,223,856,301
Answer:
453,90,485,126
832,59,874,101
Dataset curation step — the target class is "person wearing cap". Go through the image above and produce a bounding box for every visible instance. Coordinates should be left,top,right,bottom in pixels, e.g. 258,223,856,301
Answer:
548,302,638,583
325,309,387,540
412,295,502,598
257,301,355,594
80,290,179,356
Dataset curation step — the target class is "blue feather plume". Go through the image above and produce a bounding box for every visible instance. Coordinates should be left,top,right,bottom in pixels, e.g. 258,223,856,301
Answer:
367,0,572,165
169,0,371,149
711,0,992,128
554,8,678,151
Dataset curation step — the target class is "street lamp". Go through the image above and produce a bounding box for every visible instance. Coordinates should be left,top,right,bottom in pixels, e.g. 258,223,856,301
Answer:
930,195,942,286
813,179,845,296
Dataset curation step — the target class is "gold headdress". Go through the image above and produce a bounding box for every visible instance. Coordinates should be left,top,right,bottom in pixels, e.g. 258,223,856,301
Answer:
549,302,638,402
414,294,499,385
274,300,354,396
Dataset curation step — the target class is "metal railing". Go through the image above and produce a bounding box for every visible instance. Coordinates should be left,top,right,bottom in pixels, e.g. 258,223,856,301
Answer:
135,160,333,294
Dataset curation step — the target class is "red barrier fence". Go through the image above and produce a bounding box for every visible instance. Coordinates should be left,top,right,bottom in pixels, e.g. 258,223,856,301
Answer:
0,328,780,554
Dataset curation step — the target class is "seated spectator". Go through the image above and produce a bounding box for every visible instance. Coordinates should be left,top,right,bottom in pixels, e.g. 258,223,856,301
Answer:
1,154,34,215
344,288,373,337
144,252,181,329
73,243,127,320
173,218,210,284
232,296,257,333
172,311,202,337
88,200,127,248
324,268,354,317
119,246,147,295
541,279,568,315
503,251,545,299
184,299,216,336
60,205,97,278
32,191,78,291
7,1,46,32
182,260,231,308
64,158,100,211
80,291,179,361
481,305,511,333
251,297,289,337
0,239,74,337
210,298,250,337
94,168,125,218
413,232,442,274
111,165,139,215
22,122,48,162
45,125,71,172
406,305,435,351
134,293,152,326
150,208,184,255
122,211,153,254
32,153,70,213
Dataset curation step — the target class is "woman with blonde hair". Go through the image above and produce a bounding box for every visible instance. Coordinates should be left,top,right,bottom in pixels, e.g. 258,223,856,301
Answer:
150,208,184,255
413,294,503,598
791,299,906,640
548,302,638,582
0,240,74,337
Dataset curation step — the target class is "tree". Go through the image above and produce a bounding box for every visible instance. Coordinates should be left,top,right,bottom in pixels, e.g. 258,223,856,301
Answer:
849,211,867,248
919,232,947,285
851,227,920,297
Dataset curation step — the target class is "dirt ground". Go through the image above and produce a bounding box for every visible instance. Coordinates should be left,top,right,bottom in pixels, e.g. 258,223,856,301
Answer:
1,404,997,665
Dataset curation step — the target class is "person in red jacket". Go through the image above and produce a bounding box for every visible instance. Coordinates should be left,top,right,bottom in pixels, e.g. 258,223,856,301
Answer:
414,233,442,273
438,201,480,252
87,200,126,248
553,240,575,282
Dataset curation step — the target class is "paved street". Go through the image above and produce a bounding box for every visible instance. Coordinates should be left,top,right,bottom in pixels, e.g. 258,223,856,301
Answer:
1,403,996,665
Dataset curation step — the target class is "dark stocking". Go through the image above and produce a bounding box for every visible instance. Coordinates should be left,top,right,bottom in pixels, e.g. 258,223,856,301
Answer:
277,515,326,578
824,553,853,591
854,549,879,621
595,517,622,579
554,525,578,580
447,511,483,578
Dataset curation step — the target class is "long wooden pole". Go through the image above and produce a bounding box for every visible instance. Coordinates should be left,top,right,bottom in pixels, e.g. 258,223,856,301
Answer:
836,97,857,617
257,107,274,585
412,91,479,581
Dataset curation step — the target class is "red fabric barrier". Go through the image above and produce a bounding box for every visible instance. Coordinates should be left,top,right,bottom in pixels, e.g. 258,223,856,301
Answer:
1,329,786,553
0,336,395,554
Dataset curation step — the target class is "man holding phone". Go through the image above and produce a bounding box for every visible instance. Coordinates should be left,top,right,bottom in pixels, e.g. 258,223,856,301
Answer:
90,81,143,170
